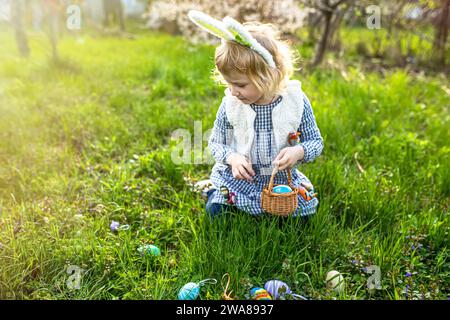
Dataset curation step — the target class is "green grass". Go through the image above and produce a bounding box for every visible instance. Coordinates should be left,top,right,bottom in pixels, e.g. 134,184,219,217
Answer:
0,27,449,300
296,25,450,71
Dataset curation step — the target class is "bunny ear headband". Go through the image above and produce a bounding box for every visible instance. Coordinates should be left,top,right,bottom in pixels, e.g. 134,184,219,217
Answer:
187,10,276,69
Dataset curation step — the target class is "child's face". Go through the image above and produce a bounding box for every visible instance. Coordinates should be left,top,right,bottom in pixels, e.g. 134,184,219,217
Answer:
222,71,267,105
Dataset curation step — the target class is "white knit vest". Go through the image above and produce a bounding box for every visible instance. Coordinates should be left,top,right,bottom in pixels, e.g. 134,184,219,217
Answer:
224,79,305,160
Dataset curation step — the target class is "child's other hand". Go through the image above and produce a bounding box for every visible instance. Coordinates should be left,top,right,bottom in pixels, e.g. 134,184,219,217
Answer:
273,146,304,171
226,153,255,183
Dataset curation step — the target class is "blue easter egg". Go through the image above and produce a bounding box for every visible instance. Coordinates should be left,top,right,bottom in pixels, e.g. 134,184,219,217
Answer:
178,282,200,300
264,280,292,299
138,244,161,256
273,185,292,194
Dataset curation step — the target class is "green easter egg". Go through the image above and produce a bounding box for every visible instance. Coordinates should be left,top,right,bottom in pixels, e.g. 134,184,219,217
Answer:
138,244,161,257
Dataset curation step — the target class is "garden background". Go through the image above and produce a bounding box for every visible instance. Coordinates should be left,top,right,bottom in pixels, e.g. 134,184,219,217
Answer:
0,0,449,300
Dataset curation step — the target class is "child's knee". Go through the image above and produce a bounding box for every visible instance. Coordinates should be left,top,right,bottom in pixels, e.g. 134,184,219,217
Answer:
295,197,319,218
206,202,227,217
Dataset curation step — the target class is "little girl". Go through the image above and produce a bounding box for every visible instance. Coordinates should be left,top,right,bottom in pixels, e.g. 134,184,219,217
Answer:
188,11,324,218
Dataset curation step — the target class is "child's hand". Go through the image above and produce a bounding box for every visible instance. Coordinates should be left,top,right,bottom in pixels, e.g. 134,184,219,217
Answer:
273,145,304,171
226,153,255,183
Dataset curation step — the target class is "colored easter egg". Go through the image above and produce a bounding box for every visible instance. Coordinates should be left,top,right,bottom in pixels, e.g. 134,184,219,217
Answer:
110,220,120,233
264,280,292,299
138,244,161,257
250,287,272,300
326,270,345,293
273,185,292,194
110,221,130,232
178,282,200,300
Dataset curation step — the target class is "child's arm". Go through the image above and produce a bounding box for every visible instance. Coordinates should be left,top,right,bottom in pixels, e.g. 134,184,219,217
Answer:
295,94,324,164
208,99,235,165
208,99,255,182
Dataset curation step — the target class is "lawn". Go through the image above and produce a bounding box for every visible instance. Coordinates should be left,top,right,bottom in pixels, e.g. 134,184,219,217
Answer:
0,27,449,300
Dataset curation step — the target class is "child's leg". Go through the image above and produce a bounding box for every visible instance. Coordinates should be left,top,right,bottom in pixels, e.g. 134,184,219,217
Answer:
299,214,312,224
291,171,319,220
302,197,319,214
294,193,319,220
205,189,234,218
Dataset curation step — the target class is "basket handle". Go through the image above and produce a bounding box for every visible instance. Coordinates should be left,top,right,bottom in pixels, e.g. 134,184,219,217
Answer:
268,164,294,193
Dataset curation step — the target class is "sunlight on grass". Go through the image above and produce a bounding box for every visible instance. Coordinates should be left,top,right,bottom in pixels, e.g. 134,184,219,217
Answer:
0,27,448,300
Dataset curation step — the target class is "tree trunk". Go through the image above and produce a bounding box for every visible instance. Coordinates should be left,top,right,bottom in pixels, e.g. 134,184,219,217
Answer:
11,0,30,57
433,0,450,65
312,10,332,66
328,7,346,51
44,0,60,62
48,14,59,61
308,13,322,45
103,0,126,31
117,0,126,32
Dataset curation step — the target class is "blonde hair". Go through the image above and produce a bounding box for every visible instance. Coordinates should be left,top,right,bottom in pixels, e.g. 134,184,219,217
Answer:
213,22,300,100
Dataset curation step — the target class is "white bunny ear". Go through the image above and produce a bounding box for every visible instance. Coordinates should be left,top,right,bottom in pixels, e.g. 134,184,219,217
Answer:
223,16,276,69
188,10,234,41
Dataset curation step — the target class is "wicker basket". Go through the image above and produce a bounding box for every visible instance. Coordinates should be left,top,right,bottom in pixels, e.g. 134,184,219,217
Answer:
261,166,298,216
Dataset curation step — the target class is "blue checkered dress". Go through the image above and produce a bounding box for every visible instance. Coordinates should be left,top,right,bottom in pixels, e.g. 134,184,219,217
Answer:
208,93,324,217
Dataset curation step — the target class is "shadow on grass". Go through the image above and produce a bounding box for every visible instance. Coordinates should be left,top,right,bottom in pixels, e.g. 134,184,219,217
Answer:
45,57,82,76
